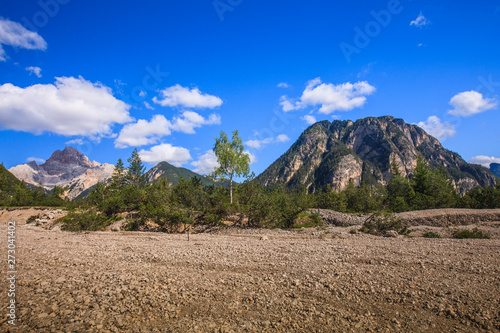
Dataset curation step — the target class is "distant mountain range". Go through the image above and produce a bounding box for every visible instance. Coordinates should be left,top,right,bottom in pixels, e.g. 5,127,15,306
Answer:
7,147,228,200
256,116,497,195
9,147,115,200
4,116,498,200
145,161,230,187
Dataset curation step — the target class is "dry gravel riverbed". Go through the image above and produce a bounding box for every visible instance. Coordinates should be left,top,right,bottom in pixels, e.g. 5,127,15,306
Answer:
1,209,499,332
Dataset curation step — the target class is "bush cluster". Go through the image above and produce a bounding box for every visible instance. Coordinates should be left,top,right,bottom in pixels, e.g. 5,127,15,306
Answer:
452,228,490,239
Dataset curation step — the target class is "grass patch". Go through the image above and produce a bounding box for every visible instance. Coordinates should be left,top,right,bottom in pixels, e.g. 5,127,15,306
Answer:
422,231,441,238
452,228,490,239
58,210,119,232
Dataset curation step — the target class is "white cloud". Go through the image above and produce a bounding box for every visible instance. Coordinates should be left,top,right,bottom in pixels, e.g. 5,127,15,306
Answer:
301,114,317,125
191,149,256,175
27,157,45,164
410,12,430,27
138,90,146,97
417,116,456,141
448,91,497,117
153,84,222,109
0,76,132,139
469,156,500,168
244,150,257,164
170,111,221,134
139,143,192,167
281,78,375,114
246,134,290,149
275,134,290,143
115,111,220,148
191,150,219,174
25,66,42,78
115,115,171,148
0,18,47,61
143,101,154,110
277,82,290,88
279,96,296,112
65,138,86,145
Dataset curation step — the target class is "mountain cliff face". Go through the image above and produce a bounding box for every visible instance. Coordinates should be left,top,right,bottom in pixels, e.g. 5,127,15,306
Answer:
256,116,496,195
491,163,500,178
9,147,114,200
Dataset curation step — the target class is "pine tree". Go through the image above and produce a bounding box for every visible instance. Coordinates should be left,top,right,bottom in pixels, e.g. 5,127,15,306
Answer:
390,155,401,177
412,155,430,195
126,149,146,189
111,158,126,190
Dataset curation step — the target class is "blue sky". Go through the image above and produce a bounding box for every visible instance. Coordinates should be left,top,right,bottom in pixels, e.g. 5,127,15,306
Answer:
1,0,499,176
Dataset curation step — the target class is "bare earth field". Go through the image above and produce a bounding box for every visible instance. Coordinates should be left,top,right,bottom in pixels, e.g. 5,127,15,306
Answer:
1,208,499,332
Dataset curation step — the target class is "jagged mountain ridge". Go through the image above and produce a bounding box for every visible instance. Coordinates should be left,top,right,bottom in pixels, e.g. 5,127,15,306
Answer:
9,147,115,200
145,161,230,187
256,116,496,194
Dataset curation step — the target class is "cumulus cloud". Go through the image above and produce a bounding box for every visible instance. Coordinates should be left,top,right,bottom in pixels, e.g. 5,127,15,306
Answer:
275,134,290,143
115,115,171,148
0,18,47,61
65,138,86,145
170,111,221,134
139,143,192,167
277,82,290,88
153,84,222,109
469,156,500,168
115,111,220,148
191,149,257,175
143,101,154,110
27,157,45,164
25,66,42,78
417,116,456,141
279,96,296,112
246,134,290,149
301,114,317,125
244,150,257,164
191,150,219,174
0,76,132,139
448,91,497,117
281,78,375,114
410,12,429,27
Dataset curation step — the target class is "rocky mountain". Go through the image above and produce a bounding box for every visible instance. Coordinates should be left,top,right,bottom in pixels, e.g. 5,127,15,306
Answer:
256,116,497,195
490,163,500,178
9,147,114,200
146,161,230,187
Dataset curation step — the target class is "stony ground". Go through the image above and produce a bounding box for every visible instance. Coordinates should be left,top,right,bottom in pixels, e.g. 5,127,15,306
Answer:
1,208,499,332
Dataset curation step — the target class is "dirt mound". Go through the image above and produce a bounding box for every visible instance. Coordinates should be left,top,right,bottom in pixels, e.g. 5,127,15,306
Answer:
313,208,500,228
396,208,500,227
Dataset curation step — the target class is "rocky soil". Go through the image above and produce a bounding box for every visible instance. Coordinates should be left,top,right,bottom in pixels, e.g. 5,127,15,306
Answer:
1,208,499,332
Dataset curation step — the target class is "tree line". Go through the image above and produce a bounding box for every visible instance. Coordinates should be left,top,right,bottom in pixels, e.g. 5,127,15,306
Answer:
1,131,499,232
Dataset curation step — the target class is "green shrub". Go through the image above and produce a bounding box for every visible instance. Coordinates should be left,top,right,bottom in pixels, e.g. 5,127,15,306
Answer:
360,213,409,236
422,231,441,238
349,229,357,234
292,213,323,228
452,228,490,239
59,210,118,232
